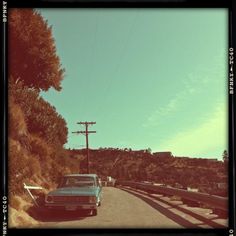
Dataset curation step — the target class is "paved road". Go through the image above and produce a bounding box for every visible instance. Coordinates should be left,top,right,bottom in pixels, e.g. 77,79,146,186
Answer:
35,187,183,228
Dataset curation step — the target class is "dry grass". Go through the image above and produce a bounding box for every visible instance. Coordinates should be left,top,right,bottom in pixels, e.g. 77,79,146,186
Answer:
10,195,32,212
8,98,28,139
9,207,39,228
8,109,81,227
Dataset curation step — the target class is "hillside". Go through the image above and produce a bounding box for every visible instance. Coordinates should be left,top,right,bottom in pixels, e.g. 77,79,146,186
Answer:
8,9,80,227
69,148,228,196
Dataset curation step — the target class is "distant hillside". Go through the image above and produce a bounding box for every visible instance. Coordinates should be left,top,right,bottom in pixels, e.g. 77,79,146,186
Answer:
68,148,228,196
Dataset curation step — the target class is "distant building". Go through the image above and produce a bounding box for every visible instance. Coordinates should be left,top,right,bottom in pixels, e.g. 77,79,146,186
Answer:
187,187,199,192
174,183,184,189
217,183,227,189
153,183,165,186
153,151,173,158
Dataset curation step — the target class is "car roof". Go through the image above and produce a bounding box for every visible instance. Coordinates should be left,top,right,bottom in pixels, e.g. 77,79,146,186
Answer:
63,174,98,178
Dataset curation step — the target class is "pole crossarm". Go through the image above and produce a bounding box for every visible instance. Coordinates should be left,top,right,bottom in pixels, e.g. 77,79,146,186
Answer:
72,131,96,134
77,122,96,125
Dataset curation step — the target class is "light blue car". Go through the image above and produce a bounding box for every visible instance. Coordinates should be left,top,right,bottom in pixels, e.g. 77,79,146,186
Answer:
45,174,102,216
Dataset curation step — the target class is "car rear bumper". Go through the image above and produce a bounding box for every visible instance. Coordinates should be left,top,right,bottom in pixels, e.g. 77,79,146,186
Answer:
45,203,97,211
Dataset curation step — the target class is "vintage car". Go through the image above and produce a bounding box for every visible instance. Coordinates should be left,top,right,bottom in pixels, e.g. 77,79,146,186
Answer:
45,174,102,215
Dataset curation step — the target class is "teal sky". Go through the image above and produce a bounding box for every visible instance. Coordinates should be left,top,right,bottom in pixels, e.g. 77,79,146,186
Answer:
39,9,228,159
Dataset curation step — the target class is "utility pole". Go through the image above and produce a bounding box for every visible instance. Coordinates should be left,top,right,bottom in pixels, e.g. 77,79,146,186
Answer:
72,122,96,174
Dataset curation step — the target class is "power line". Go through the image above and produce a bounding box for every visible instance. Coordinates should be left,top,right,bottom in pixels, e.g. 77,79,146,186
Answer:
93,13,139,119
72,121,96,174
80,13,100,117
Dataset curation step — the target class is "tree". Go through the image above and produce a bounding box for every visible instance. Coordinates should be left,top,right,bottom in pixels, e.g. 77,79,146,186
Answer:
9,82,68,146
222,150,228,162
9,9,65,91
146,147,152,154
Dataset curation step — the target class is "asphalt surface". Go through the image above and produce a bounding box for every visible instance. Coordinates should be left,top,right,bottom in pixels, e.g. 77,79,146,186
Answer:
35,187,184,228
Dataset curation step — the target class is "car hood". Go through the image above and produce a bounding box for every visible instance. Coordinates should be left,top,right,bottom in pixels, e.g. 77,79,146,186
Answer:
48,187,100,196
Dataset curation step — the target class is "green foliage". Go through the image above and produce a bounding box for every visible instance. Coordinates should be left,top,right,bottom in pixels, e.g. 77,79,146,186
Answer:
30,135,51,161
9,9,65,91
222,150,228,162
8,90,77,195
9,82,68,146
8,8,80,209
8,97,28,140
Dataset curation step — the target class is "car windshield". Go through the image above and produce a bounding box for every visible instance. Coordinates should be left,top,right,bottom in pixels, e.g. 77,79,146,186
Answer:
59,176,95,188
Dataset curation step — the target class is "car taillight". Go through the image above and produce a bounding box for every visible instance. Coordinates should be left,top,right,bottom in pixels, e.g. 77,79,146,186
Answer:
89,196,96,203
45,195,54,203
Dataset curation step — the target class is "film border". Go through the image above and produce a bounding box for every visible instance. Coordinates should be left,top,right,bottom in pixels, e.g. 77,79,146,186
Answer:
1,0,235,235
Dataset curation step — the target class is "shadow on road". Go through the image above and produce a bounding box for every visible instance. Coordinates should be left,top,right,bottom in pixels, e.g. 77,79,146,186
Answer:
27,206,88,222
121,188,201,228
121,188,226,228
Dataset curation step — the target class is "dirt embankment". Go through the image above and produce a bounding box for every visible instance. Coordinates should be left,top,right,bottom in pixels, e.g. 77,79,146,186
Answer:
9,195,39,227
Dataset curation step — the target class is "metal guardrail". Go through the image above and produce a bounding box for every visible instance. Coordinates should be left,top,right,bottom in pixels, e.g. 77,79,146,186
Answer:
118,181,228,211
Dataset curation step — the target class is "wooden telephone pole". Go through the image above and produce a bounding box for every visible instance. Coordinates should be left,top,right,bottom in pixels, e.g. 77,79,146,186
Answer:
72,122,96,174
